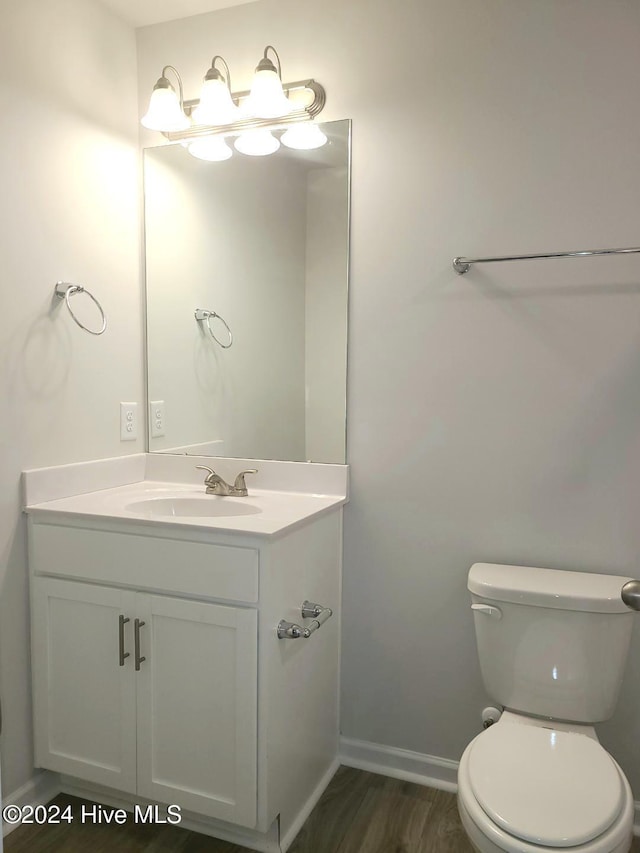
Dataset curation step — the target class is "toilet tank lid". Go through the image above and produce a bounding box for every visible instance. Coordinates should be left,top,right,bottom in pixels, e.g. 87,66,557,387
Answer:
468,563,633,613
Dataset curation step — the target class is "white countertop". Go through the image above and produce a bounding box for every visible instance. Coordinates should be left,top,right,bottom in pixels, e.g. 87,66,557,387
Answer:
25,480,346,538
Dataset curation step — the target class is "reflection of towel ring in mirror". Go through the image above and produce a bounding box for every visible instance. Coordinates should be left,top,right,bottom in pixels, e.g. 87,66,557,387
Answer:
195,309,233,348
55,282,107,336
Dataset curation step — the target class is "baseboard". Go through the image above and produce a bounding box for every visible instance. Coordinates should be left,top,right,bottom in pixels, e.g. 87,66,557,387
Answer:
7,756,640,843
59,777,281,852
339,736,458,793
279,758,340,852
2,770,62,836
340,736,640,837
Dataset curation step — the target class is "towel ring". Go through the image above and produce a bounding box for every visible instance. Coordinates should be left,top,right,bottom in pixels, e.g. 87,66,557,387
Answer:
195,309,233,348
55,282,107,336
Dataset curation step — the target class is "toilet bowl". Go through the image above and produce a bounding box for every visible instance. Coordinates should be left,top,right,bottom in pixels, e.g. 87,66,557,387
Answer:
459,563,639,853
457,712,634,853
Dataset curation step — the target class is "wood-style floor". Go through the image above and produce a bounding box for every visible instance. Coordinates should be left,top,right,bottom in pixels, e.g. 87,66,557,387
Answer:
5,766,640,852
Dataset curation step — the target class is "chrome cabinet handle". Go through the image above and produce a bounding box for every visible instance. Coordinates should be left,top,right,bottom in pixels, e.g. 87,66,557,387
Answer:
118,615,130,666
134,619,146,671
277,601,333,640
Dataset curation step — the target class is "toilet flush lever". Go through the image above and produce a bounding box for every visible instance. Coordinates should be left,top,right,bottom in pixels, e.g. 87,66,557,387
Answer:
471,603,502,620
621,580,640,611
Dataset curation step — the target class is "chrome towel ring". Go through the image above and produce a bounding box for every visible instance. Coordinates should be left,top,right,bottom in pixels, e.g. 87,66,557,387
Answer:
195,308,233,348
55,282,107,336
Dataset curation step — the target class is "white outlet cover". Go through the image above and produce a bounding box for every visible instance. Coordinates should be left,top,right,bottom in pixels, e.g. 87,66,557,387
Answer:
120,402,138,441
150,400,165,438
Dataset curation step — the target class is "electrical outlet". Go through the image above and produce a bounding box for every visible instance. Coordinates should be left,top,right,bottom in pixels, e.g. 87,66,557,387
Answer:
120,402,138,441
150,400,165,438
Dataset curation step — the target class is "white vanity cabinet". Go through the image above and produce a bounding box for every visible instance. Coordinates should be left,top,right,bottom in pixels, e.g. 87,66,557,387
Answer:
135,594,257,825
27,503,342,850
31,579,138,795
31,578,257,825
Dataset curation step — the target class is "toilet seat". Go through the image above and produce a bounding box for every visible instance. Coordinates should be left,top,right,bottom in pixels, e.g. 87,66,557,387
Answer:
467,723,624,847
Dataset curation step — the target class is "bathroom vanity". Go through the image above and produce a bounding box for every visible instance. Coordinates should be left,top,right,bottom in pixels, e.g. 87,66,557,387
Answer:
24,455,347,852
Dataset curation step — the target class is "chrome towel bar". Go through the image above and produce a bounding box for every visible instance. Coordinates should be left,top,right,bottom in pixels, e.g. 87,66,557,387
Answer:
453,245,640,275
277,600,333,640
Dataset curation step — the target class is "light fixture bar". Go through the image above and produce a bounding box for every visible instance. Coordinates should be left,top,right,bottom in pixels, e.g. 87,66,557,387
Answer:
163,79,326,142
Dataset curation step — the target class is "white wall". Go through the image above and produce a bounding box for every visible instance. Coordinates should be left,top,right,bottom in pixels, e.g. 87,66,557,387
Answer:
0,0,141,797
137,0,640,794
145,147,307,460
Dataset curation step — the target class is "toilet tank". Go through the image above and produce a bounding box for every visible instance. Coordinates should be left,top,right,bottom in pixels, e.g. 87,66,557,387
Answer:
469,563,635,723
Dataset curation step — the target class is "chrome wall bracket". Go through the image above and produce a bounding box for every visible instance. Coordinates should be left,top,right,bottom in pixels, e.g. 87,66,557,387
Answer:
277,620,310,640
277,600,333,640
301,600,333,635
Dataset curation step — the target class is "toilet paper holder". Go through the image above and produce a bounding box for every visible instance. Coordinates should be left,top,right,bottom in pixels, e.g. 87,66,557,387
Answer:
277,600,333,640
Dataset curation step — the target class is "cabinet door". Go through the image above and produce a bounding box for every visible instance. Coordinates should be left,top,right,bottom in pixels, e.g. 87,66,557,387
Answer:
31,578,137,793
136,595,258,826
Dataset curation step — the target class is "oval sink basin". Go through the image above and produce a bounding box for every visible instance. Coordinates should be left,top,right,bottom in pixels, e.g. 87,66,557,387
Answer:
126,497,262,519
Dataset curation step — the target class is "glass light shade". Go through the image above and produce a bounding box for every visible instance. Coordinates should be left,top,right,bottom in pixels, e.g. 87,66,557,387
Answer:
187,136,233,161
192,78,239,126
234,130,280,156
141,86,190,132
244,69,292,119
281,123,328,150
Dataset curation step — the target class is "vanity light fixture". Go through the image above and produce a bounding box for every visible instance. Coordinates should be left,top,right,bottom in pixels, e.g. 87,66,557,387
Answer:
141,66,190,132
192,56,239,126
243,46,292,119
234,129,280,156
280,122,327,150
141,46,326,160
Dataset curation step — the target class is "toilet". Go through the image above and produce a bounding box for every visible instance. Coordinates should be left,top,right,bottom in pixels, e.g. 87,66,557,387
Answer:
458,562,637,853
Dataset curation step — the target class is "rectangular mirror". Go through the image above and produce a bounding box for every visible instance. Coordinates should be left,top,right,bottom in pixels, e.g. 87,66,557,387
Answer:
143,119,350,464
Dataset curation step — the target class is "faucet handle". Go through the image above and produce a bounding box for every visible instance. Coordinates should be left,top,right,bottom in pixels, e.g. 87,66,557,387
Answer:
195,465,216,483
233,469,258,492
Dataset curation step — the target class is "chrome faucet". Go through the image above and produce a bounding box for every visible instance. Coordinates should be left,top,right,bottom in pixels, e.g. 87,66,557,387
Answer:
196,466,257,497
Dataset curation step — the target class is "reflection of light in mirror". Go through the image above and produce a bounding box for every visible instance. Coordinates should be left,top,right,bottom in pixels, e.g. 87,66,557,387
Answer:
550,731,557,748
234,130,280,156
188,136,233,161
143,118,350,463
552,666,559,680
281,123,328,150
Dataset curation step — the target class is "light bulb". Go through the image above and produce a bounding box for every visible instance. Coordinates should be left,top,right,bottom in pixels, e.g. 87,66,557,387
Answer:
281,123,328,150
188,136,233,161
193,76,239,126
245,69,292,118
234,130,280,156
244,49,292,119
141,83,190,132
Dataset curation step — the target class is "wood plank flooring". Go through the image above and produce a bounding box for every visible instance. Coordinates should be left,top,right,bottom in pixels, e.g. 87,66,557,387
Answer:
5,766,640,852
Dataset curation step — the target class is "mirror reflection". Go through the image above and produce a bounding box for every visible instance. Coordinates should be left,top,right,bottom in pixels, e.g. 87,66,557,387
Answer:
144,119,350,464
